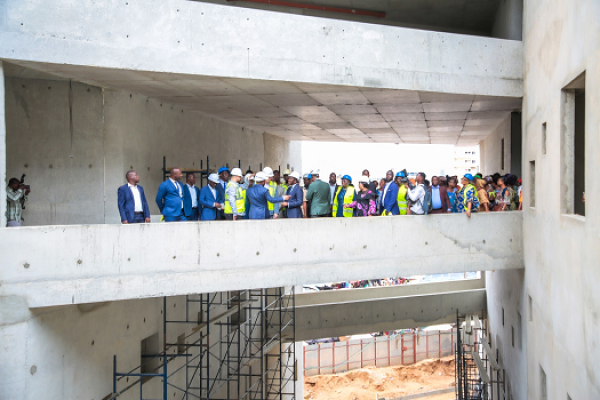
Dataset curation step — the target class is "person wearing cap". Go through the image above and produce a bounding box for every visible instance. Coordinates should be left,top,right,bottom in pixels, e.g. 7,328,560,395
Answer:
247,172,290,220
333,175,357,218
216,166,230,220
285,171,304,219
380,170,400,216
394,171,409,215
305,169,331,218
282,169,291,189
457,174,480,217
224,168,246,220
182,172,201,221
302,173,312,218
262,167,281,219
241,172,255,219
199,173,224,221
356,176,377,217
156,167,186,222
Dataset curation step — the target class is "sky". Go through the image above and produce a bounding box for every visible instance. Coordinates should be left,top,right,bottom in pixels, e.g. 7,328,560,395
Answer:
298,142,466,183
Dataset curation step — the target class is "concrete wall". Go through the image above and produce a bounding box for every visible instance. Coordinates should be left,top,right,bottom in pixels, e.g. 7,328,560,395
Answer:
485,269,527,400
0,212,523,307
491,0,523,41
479,113,511,175
0,0,522,97
4,76,294,225
485,0,600,399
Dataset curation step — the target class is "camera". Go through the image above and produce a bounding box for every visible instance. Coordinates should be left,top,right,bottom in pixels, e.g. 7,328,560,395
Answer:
20,174,30,190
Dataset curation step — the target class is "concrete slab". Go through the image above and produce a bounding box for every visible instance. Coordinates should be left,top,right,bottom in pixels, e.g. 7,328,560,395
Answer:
0,212,523,308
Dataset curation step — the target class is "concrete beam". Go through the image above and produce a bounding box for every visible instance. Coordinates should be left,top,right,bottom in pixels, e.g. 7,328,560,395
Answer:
0,1,522,97
0,212,523,307
295,289,486,341
295,277,485,307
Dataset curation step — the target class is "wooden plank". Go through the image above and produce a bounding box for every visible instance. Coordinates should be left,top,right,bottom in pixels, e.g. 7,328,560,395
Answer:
471,351,490,384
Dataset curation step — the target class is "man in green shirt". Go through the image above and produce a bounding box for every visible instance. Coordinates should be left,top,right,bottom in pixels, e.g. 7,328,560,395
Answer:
305,170,331,217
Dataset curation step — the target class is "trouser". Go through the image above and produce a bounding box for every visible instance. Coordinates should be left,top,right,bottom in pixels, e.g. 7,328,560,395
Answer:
131,213,145,223
311,214,328,218
6,220,22,227
430,208,445,214
164,211,186,222
186,208,200,221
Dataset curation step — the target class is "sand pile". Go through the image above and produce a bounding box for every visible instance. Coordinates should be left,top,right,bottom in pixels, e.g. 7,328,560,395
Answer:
304,356,455,400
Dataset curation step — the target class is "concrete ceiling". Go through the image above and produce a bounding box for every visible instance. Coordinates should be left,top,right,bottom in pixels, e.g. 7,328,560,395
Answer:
4,61,521,145
197,0,503,36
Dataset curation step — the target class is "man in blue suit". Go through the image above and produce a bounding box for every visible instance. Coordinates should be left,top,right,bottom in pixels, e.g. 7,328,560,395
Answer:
155,167,186,222
381,169,400,216
182,172,201,221
285,171,304,219
247,172,289,220
199,173,224,221
118,170,151,224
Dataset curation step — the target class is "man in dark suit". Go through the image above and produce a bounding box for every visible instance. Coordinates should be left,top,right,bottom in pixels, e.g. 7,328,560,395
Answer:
183,172,201,221
155,168,186,222
199,173,224,221
118,170,151,224
286,171,304,218
381,169,400,216
247,172,289,220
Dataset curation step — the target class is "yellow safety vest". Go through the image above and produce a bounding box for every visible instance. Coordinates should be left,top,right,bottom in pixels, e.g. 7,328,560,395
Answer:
267,181,278,211
224,182,246,214
397,185,408,215
332,186,355,218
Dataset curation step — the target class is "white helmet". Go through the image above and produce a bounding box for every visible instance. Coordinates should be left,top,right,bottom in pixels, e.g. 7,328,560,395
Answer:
359,175,370,184
231,167,243,177
208,173,220,184
310,169,320,176
289,171,301,181
255,172,267,182
244,173,254,184
262,167,274,177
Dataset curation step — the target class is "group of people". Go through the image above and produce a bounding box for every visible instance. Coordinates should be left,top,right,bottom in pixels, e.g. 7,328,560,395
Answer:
116,165,523,224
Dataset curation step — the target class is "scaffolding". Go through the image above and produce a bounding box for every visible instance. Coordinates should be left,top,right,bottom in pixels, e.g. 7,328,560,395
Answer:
455,311,505,400
111,287,296,400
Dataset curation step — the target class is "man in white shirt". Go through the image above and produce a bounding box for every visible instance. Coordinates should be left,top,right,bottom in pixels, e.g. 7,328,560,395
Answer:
117,170,151,224
407,172,427,215
183,172,201,221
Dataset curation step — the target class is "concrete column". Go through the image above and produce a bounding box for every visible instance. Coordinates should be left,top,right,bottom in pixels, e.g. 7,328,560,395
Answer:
0,61,6,227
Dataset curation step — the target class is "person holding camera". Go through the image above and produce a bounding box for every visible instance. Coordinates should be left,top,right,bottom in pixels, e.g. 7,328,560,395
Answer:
6,177,30,227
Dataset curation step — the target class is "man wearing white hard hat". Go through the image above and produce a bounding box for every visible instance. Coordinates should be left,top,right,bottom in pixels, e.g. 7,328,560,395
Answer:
247,172,290,220
262,167,281,219
285,171,304,219
199,173,224,221
224,168,246,220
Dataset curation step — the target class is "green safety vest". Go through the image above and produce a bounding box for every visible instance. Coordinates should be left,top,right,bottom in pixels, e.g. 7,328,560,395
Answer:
267,181,278,211
224,182,246,214
397,185,408,215
332,186,355,218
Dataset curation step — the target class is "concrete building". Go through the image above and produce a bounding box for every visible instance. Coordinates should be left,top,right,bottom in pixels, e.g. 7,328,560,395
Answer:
0,0,598,399
453,146,481,177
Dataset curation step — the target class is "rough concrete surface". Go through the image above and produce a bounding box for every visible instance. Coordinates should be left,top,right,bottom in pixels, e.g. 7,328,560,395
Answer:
0,212,523,307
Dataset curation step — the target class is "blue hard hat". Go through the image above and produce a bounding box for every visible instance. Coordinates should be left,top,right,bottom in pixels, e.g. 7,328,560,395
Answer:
342,175,352,183
396,171,406,177
218,166,230,174
307,174,312,180
464,173,474,181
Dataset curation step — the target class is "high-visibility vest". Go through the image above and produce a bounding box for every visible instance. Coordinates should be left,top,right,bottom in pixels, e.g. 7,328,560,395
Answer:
224,182,246,214
397,185,408,215
332,186,355,218
267,181,278,212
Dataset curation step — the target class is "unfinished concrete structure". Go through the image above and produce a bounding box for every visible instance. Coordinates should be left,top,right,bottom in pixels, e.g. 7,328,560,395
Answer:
0,0,598,399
